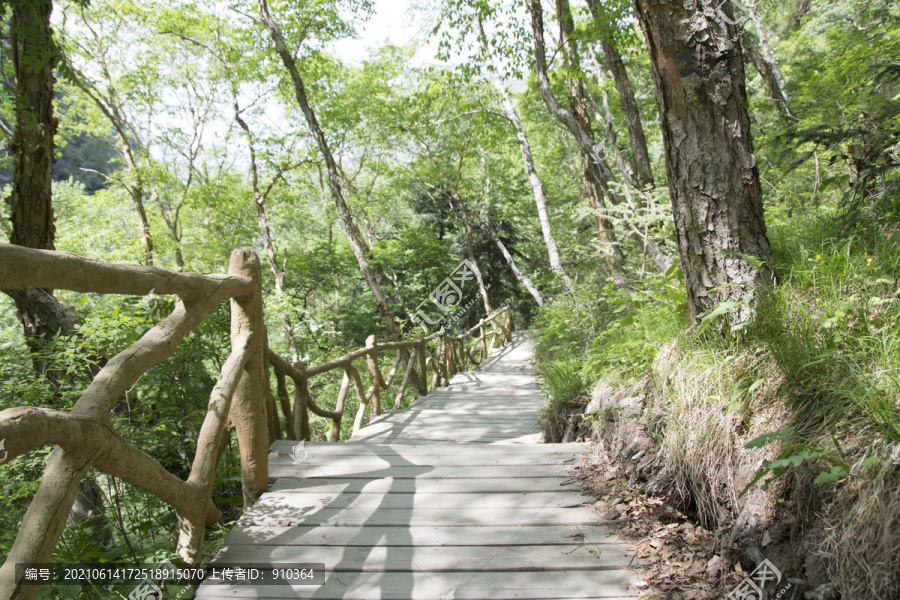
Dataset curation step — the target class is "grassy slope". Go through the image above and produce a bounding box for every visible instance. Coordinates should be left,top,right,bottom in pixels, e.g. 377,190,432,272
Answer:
535,205,900,597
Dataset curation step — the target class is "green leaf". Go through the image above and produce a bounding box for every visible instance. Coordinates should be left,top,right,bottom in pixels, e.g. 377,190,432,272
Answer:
814,465,847,484
696,300,743,336
744,427,794,449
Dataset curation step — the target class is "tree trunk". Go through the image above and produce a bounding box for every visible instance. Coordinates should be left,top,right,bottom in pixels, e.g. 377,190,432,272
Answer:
4,0,74,360
463,221,492,315
3,0,113,567
7,0,56,254
585,47,674,275
257,0,400,338
62,45,156,266
528,0,621,271
740,19,793,119
475,16,573,290
129,182,154,266
633,0,774,324
486,219,545,308
233,100,284,293
558,0,622,269
585,45,637,198
258,0,425,393
598,37,654,190
584,1,655,190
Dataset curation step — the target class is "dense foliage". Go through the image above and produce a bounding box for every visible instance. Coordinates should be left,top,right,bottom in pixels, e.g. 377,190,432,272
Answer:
0,0,897,595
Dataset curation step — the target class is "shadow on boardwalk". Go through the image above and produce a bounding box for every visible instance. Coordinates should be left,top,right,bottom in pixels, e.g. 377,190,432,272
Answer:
197,332,637,600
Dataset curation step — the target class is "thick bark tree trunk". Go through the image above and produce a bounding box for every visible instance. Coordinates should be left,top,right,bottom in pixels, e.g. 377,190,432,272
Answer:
7,0,56,254
475,16,573,290
4,0,75,358
633,0,774,324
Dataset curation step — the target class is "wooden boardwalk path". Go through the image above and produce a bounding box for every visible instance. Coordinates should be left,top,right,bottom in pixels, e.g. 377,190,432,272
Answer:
197,332,636,599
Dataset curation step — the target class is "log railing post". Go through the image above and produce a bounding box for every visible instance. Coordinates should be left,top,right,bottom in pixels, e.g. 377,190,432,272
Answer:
447,337,458,385
293,368,311,441
395,347,418,409
226,248,268,509
331,371,350,441
417,335,428,396
365,335,382,419
479,319,488,361
274,367,295,439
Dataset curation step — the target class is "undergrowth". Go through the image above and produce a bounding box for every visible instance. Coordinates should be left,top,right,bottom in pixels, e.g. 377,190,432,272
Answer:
536,203,899,449
534,199,900,596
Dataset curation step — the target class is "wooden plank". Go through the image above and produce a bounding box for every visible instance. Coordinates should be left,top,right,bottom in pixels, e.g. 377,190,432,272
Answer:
244,490,592,510
268,454,579,468
223,524,622,547
267,464,570,479
268,442,586,455
236,506,599,527
267,477,581,494
363,419,539,429
195,569,638,599
349,432,544,444
211,543,632,571
200,333,635,599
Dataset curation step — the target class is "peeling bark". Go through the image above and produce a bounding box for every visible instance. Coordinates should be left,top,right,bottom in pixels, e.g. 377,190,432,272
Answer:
633,0,774,323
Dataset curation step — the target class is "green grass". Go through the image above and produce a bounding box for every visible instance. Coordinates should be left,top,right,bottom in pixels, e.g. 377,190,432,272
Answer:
535,203,900,444
756,211,900,441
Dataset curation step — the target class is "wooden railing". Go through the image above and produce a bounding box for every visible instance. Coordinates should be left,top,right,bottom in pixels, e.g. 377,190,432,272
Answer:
0,243,513,600
268,304,514,442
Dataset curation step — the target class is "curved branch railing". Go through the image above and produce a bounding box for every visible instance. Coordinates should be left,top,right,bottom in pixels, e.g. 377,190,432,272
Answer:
0,244,514,600
0,245,267,600
267,305,514,442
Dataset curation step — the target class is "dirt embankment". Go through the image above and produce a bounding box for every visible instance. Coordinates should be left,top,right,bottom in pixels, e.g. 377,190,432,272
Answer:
547,342,900,599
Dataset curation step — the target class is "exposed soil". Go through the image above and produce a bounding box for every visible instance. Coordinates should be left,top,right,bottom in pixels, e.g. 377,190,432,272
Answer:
573,444,807,599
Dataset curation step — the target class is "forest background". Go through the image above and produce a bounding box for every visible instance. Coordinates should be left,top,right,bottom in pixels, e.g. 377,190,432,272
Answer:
0,0,897,597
